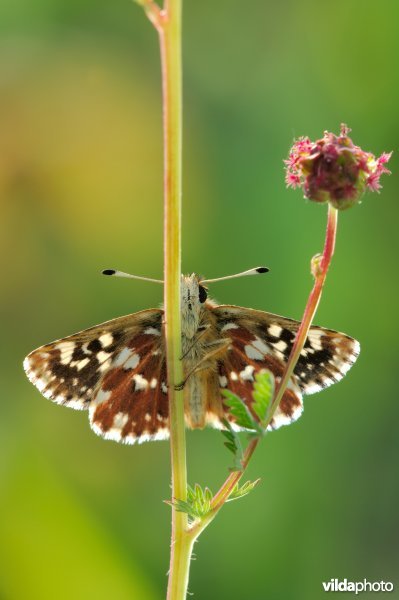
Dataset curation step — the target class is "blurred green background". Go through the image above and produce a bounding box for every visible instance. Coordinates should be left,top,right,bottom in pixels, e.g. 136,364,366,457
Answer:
1,0,398,598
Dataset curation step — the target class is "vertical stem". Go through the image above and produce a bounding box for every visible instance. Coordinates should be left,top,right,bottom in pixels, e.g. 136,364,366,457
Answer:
158,1,191,598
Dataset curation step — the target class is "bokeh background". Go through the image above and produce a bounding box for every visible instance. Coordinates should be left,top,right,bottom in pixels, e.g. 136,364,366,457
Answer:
1,0,398,598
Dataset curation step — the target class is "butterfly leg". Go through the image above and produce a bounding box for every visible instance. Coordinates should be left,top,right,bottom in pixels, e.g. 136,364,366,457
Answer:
175,338,231,390
179,325,211,360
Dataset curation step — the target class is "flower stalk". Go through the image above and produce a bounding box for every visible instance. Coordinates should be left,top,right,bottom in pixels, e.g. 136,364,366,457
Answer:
267,203,338,422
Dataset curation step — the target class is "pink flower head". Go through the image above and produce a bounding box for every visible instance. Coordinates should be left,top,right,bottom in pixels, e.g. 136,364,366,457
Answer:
285,125,392,210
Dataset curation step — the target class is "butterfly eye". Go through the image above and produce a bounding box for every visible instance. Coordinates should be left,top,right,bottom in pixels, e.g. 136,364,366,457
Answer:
198,285,208,303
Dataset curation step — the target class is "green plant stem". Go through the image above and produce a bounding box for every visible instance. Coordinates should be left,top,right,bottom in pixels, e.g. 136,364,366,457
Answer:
194,204,339,532
141,1,192,596
152,1,191,598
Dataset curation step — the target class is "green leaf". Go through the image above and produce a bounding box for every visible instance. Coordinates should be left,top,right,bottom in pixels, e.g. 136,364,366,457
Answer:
252,370,275,427
222,389,258,430
221,428,237,455
221,420,244,471
227,479,261,502
169,484,214,522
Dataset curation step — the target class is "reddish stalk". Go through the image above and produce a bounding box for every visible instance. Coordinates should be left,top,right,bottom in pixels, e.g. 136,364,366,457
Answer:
267,204,338,423
203,204,339,522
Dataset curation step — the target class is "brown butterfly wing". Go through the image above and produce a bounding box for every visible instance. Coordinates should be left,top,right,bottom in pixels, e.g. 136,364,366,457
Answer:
24,309,170,443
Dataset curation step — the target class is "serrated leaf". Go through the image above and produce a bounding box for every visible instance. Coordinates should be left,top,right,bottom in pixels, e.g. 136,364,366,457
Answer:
204,487,213,504
221,420,244,471
222,389,258,430
172,499,199,518
227,479,261,502
171,484,215,522
221,427,238,454
252,370,274,427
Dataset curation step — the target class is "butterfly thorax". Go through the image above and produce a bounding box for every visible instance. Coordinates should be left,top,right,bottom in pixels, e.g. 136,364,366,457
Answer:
180,275,220,427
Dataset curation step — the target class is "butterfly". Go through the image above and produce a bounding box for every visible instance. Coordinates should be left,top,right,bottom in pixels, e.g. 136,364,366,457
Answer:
23,267,360,444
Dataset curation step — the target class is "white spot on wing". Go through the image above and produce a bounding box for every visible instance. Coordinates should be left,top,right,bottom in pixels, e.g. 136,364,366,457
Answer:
76,357,90,371
133,373,148,390
99,333,113,347
124,353,140,370
268,324,283,337
240,365,255,381
57,341,75,365
114,347,131,367
113,412,129,428
144,327,161,336
221,322,239,331
310,339,322,351
245,344,263,360
97,351,111,364
308,329,323,350
272,340,287,352
219,375,228,387
253,337,269,353
92,388,111,406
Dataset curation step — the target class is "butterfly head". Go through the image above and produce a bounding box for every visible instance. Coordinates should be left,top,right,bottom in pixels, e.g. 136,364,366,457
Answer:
180,274,208,337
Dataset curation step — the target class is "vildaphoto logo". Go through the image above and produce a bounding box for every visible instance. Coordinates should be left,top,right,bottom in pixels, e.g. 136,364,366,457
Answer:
322,579,394,594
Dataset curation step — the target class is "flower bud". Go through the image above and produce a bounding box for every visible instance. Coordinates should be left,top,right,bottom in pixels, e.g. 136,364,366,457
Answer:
285,124,392,210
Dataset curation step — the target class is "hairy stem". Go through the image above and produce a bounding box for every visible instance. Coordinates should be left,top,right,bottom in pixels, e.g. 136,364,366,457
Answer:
141,1,193,596
155,1,192,598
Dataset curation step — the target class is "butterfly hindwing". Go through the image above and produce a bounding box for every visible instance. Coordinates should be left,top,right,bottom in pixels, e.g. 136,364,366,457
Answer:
217,338,303,430
90,333,169,444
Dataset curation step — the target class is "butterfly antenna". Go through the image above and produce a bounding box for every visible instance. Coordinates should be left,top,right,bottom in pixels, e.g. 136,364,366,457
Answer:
102,269,164,284
201,266,269,284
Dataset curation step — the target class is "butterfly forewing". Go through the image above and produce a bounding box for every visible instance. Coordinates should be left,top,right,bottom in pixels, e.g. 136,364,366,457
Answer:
24,309,169,443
